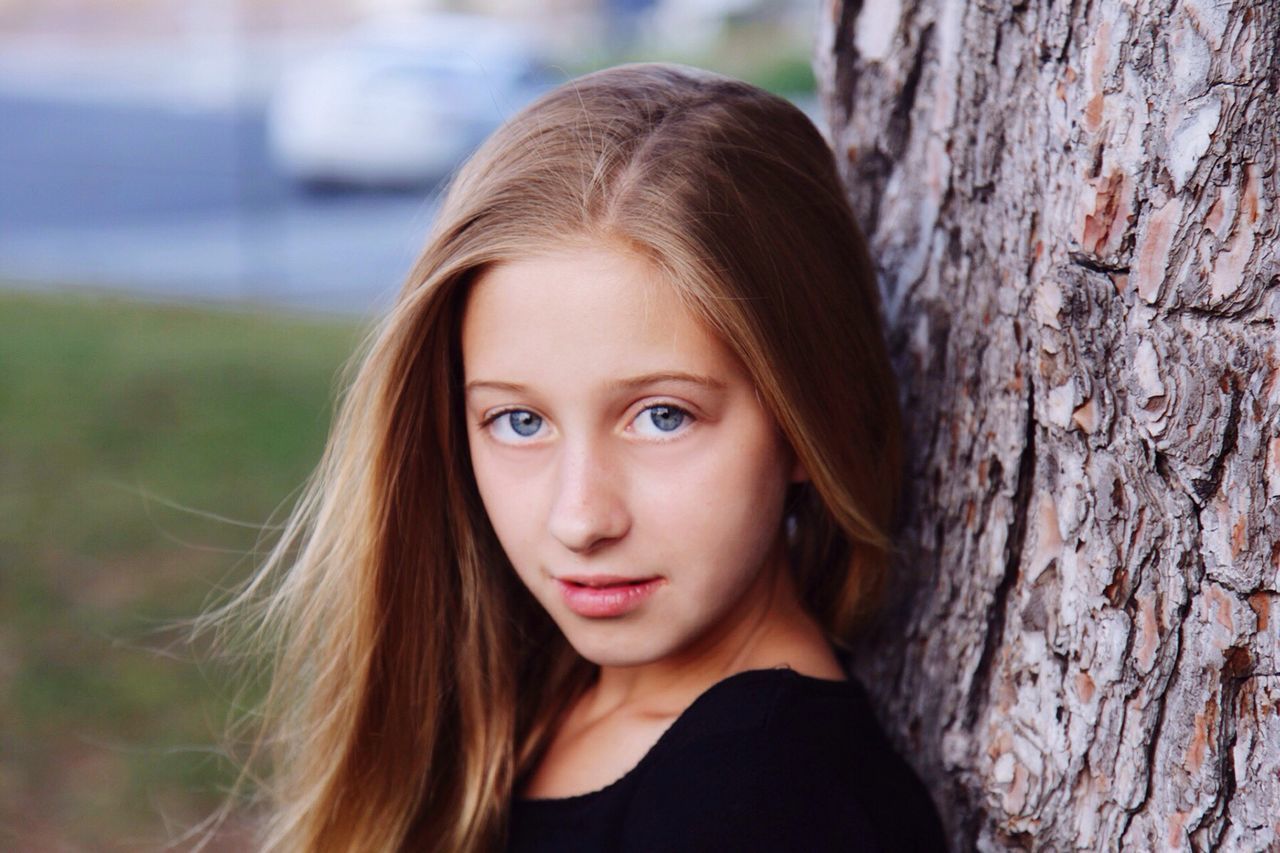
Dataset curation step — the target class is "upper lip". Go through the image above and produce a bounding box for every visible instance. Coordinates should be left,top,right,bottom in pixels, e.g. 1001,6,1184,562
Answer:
555,573,661,588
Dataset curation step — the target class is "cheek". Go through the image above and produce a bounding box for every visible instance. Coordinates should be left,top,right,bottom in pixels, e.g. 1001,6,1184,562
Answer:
638,431,790,571
468,444,543,576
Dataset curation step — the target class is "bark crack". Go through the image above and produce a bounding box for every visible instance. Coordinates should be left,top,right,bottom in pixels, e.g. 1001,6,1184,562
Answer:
1188,646,1252,847
886,23,933,161
1191,378,1243,506
1055,0,1085,65
964,373,1036,731
1067,250,1131,276
1118,574,1193,843
1166,293,1279,326
831,0,866,129
1115,537,1165,667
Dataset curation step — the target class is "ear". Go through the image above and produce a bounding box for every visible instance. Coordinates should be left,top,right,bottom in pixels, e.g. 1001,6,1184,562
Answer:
789,451,809,484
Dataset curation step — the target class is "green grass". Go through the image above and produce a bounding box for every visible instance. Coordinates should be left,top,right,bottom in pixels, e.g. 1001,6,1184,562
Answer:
0,290,363,850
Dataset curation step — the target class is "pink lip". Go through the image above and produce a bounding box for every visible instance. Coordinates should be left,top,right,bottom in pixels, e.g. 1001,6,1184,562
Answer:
556,576,664,618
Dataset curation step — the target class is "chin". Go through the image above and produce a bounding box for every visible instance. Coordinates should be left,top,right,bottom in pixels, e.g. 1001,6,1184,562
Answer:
560,623,675,668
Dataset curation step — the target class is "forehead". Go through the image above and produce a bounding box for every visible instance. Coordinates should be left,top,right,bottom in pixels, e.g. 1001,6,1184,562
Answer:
460,243,744,389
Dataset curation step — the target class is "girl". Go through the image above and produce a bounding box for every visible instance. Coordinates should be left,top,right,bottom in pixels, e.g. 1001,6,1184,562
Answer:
219,62,945,851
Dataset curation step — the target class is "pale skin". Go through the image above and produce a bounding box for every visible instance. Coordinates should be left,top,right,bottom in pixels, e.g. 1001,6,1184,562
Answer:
461,239,846,799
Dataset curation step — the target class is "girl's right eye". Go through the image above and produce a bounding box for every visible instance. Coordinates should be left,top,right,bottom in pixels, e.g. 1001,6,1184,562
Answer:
485,409,544,443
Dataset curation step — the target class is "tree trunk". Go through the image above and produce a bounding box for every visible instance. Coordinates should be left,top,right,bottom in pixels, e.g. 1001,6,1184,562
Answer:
814,1,1279,848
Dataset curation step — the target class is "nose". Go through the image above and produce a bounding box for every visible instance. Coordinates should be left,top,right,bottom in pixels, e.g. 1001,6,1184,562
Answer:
547,436,631,554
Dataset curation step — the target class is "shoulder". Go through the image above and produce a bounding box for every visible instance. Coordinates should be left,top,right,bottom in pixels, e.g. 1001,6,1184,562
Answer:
619,670,947,853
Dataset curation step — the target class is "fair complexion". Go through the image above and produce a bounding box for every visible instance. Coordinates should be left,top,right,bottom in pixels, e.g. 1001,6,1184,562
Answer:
461,239,845,797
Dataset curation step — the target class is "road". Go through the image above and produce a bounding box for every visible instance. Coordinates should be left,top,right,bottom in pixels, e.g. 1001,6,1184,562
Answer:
0,87,441,315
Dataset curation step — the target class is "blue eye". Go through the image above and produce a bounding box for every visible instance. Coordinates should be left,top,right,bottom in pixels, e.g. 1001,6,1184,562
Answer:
632,403,693,439
508,411,542,436
648,406,685,432
487,409,543,442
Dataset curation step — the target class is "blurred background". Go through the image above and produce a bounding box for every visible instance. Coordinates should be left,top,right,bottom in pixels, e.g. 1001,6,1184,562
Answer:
0,0,822,848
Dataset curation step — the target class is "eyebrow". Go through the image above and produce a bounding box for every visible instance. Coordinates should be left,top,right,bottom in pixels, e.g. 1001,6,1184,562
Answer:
464,371,729,397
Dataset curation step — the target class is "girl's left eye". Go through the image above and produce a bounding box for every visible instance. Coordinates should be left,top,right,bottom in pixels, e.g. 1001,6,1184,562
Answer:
630,403,694,439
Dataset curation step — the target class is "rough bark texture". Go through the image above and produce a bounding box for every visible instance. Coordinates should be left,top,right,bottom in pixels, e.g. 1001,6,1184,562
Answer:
814,1,1279,849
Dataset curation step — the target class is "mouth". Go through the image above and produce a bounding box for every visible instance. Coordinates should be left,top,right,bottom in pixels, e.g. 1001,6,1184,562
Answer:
554,575,665,618
556,574,662,589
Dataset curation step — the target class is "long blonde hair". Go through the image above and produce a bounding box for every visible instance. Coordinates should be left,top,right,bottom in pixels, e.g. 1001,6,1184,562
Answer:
212,62,902,851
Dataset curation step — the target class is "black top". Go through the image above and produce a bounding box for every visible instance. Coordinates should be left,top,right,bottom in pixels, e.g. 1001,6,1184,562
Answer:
505,650,947,852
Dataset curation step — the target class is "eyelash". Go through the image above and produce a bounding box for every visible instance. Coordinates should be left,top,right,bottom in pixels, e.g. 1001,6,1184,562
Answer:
478,402,697,444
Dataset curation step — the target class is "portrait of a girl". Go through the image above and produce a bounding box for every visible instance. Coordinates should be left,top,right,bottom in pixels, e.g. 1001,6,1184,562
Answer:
222,61,946,851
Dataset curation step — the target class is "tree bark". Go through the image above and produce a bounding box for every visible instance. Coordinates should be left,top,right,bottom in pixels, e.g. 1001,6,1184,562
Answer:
814,1,1279,848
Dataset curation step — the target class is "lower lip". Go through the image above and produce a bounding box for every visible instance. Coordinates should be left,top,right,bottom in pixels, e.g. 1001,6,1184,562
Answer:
557,578,664,618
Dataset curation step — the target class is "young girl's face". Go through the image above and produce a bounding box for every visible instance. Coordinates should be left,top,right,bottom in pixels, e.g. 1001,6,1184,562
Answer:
461,241,805,668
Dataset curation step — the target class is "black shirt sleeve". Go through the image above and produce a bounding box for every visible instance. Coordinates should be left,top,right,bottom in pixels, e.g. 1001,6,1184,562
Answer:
617,675,946,853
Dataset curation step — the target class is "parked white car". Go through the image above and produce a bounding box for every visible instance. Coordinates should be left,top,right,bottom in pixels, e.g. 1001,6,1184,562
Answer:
267,14,560,189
